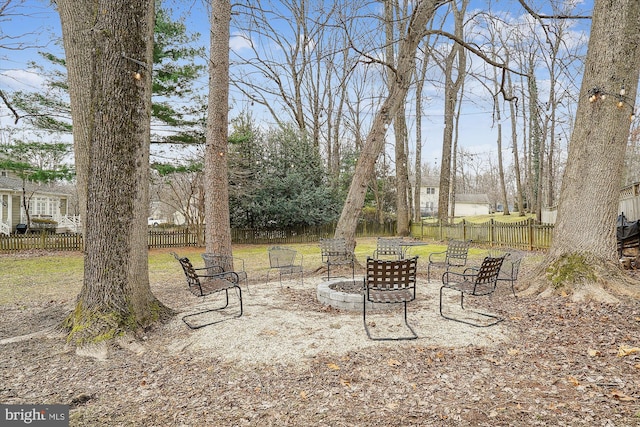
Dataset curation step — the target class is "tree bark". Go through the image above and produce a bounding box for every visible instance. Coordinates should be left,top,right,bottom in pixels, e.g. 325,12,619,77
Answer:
205,0,233,257
58,0,169,344
334,0,445,248
523,0,640,301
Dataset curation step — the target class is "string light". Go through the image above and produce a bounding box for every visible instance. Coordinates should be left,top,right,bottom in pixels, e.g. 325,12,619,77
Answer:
122,52,148,81
587,85,636,121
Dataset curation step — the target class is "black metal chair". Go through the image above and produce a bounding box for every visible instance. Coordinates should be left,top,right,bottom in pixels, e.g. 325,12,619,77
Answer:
267,246,304,286
363,256,418,341
319,238,355,280
201,253,249,293
427,239,471,281
172,253,242,329
373,237,404,260
439,255,505,327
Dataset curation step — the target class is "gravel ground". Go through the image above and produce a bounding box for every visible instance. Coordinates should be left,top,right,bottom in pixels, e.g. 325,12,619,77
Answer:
1,267,639,426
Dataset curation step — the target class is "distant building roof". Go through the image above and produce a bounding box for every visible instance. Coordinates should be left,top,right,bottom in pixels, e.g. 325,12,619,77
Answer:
455,193,490,204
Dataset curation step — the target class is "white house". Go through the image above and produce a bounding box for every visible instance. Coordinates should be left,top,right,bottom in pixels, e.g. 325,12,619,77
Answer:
419,176,491,217
0,170,76,234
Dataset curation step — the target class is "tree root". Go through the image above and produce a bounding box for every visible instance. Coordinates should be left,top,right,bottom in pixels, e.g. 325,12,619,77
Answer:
519,253,640,303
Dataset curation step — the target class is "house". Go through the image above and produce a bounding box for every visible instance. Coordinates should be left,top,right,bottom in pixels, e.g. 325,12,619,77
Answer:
451,193,491,216
0,170,76,235
419,176,439,217
418,177,491,217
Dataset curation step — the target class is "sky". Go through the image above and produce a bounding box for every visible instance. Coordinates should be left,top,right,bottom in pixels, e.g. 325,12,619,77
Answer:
0,0,595,172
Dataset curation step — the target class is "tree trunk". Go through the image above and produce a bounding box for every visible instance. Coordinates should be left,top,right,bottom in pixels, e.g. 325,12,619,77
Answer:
58,0,169,344
395,104,410,235
334,0,443,248
507,71,525,216
205,0,233,257
523,0,640,301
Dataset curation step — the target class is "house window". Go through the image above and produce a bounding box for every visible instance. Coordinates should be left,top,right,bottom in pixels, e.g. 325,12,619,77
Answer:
29,197,58,217
0,170,7,177
426,187,435,195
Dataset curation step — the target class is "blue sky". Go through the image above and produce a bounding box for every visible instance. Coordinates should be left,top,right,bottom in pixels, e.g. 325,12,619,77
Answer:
0,0,595,171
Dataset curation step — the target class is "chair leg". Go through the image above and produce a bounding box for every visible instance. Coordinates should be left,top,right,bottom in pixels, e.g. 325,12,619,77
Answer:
363,296,417,341
439,286,503,328
182,287,243,329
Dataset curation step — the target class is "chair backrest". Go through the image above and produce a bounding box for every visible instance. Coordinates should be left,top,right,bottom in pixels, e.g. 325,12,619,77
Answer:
499,255,522,281
171,253,204,295
471,256,505,295
446,239,471,266
269,246,297,268
320,237,346,254
375,237,403,258
365,256,418,292
202,253,233,273
320,238,351,258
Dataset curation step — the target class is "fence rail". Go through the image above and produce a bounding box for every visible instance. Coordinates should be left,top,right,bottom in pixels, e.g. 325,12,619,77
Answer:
410,218,554,250
0,221,397,252
0,219,552,252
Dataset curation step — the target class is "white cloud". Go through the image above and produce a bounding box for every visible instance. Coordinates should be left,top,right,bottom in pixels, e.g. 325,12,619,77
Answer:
0,69,46,92
229,32,253,52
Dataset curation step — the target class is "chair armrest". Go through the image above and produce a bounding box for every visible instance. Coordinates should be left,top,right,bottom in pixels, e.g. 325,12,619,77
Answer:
429,250,447,262
195,265,224,274
463,266,479,275
202,271,240,283
442,269,476,283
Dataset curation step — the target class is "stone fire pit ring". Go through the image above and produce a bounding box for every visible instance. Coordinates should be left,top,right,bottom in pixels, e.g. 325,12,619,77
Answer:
316,278,389,311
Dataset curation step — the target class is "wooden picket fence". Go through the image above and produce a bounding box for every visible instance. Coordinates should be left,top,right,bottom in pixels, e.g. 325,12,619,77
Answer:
0,219,553,252
0,221,397,252
410,218,554,251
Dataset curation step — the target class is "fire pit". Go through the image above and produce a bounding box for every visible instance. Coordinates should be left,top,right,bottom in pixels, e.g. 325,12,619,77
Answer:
316,278,386,311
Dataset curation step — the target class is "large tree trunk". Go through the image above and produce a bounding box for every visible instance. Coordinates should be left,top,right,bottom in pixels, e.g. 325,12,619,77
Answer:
205,0,233,257
523,0,640,301
58,0,169,344
334,0,443,248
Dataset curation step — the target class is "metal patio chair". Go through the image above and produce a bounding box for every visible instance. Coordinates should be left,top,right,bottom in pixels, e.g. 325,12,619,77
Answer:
172,252,243,329
439,255,505,327
427,239,471,282
319,238,355,280
373,237,404,260
267,246,304,286
363,256,419,341
201,253,250,294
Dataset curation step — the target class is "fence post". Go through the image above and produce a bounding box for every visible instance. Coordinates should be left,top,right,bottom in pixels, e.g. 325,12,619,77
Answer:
462,219,466,241
489,218,494,247
528,218,534,251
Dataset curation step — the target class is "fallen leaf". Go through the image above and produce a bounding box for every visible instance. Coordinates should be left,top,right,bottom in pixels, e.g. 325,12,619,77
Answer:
611,390,636,402
567,376,580,386
617,345,640,357
387,358,401,366
327,363,340,370
587,349,600,357
340,378,351,388
300,391,307,400
507,348,519,356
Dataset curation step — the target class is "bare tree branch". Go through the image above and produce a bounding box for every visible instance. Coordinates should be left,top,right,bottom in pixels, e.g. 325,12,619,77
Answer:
0,89,21,123
517,0,591,20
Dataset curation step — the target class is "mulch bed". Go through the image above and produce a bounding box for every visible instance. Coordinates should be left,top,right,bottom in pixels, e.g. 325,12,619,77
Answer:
1,272,639,426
